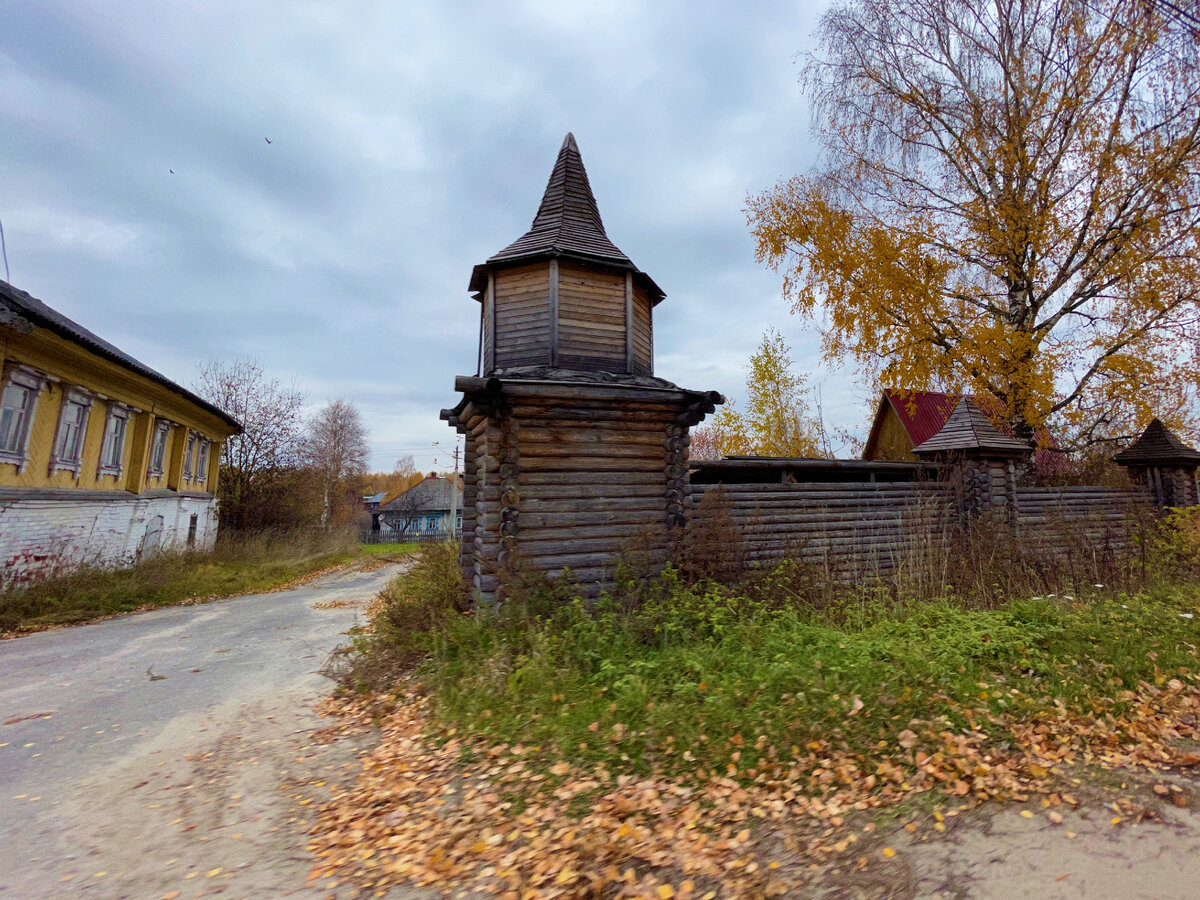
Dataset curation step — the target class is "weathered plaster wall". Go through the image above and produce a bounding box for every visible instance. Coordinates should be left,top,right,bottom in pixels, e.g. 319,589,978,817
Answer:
0,491,218,582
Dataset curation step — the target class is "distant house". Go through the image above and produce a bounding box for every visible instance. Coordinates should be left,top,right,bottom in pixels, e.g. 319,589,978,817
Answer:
376,474,462,537
362,491,387,531
863,388,1069,476
0,278,242,581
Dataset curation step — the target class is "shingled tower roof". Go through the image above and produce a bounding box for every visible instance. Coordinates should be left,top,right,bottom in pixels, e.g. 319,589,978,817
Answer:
911,398,1032,457
469,134,664,301
1113,419,1200,466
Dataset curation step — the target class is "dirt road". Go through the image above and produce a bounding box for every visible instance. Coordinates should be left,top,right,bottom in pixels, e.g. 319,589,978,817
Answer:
0,561,427,899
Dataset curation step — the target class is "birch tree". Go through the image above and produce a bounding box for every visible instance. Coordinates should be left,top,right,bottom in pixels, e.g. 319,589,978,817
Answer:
704,328,825,458
304,399,371,528
748,0,1200,445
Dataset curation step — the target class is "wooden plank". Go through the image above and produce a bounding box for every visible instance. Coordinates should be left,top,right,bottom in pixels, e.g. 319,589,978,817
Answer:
520,471,665,486
522,523,662,543
557,317,627,333
520,482,665,501
518,455,668,473
518,509,665,529
558,266,625,288
559,330,626,349
692,482,952,496
510,405,679,424
548,258,559,367
625,271,634,374
488,272,496,375
522,496,668,514
496,263,549,286
518,427,666,445
510,415,672,433
521,444,668,460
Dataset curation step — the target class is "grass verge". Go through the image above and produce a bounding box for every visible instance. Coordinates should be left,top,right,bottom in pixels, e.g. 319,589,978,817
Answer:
0,532,418,634
311,542,1200,897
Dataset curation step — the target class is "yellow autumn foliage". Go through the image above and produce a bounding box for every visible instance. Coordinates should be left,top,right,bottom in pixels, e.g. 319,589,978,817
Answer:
748,0,1200,446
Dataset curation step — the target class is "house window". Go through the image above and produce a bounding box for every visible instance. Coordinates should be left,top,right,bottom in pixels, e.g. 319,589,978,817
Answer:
426,515,438,532
98,404,131,476
194,438,210,484
51,389,91,473
183,432,197,480
148,421,170,476
0,369,41,465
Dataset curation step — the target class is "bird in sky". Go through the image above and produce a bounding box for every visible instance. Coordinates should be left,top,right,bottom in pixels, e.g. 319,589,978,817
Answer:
264,137,272,144
169,169,174,174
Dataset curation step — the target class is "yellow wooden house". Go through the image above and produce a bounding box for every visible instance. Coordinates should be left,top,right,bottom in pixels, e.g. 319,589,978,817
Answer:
0,278,241,581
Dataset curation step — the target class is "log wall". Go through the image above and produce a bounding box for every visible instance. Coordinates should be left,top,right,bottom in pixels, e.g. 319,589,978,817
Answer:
510,395,679,585
631,283,653,376
689,481,955,575
494,264,551,369
1015,485,1139,553
557,262,627,371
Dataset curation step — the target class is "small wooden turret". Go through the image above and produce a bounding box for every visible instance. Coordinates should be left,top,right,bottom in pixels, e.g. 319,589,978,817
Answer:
1113,418,1200,509
468,133,661,376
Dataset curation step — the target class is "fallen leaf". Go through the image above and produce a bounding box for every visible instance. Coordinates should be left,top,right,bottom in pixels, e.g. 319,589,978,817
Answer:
1055,873,1071,882
882,847,896,858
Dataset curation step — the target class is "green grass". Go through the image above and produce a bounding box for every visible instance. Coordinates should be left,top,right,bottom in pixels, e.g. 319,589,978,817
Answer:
0,532,417,633
358,546,1200,784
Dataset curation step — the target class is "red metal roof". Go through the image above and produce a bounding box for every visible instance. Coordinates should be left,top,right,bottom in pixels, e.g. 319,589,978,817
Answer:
875,389,1071,475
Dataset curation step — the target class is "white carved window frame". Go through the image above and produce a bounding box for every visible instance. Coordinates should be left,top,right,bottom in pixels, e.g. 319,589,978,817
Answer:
0,365,47,471
147,419,171,477
49,386,93,475
182,430,197,482
193,436,210,484
97,402,133,478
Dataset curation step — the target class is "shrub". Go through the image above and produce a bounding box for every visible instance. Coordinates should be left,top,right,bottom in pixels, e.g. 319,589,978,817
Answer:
1155,506,1200,577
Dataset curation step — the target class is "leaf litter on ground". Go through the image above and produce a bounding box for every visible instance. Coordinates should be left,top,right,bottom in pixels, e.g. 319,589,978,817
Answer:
307,670,1200,898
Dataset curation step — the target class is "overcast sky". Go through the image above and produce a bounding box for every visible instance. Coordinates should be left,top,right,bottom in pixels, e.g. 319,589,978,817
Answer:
0,0,873,472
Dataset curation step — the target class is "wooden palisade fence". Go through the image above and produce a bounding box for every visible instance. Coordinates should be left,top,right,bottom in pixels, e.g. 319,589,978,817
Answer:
447,136,1200,601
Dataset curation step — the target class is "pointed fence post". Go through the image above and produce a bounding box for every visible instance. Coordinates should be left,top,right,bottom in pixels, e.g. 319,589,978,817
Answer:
912,398,1033,530
1113,419,1200,511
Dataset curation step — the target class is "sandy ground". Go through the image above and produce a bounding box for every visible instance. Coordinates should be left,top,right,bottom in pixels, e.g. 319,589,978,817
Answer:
803,768,1200,900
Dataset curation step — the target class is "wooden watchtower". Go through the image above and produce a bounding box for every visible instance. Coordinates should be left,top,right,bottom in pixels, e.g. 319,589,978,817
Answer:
442,134,721,602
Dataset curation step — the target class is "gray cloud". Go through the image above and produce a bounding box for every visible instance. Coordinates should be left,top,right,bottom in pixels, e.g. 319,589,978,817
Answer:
0,0,876,473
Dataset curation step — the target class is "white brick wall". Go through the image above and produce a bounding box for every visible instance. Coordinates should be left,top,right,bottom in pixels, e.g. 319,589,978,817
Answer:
0,493,219,582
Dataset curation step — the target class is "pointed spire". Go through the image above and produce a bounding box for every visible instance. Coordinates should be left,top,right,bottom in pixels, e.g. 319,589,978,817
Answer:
469,134,665,302
912,398,1032,456
488,132,629,266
